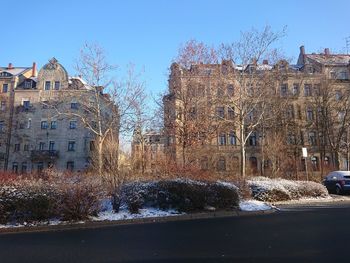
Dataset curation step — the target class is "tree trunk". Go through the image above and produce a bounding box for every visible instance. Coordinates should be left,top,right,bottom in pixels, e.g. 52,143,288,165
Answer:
240,124,246,179
98,137,103,176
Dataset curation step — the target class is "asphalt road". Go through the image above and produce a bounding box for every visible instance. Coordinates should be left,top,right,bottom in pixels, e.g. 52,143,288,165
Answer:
1,206,350,263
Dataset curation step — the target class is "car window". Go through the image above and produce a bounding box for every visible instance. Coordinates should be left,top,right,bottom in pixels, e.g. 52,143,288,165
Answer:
344,176,350,179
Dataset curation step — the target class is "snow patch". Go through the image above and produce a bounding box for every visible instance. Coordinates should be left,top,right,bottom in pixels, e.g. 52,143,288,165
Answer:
239,200,273,211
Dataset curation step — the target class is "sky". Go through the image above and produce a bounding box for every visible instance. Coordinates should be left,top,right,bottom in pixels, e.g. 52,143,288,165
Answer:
1,0,350,96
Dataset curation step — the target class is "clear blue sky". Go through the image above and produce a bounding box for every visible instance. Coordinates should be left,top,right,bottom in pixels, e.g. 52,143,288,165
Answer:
1,0,349,95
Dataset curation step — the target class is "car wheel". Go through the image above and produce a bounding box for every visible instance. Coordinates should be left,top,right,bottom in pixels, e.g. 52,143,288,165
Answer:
335,186,342,195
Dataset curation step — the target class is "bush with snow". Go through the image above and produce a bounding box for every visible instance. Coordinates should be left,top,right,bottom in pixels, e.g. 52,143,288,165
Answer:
0,173,105,224
248,177,329,202
121,179,239,213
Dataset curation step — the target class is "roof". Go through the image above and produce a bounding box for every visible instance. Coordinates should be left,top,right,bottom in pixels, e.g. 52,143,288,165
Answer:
305,54,350,66
0,67,31,76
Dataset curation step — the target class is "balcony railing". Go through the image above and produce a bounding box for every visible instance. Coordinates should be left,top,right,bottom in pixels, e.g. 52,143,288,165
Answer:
31,150,59,161
16,105,35,114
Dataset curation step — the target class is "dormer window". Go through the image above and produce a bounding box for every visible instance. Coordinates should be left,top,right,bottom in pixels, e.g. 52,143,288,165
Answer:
0,72,12,77
24,80,32,89
44,81,51,90
54,81,60,90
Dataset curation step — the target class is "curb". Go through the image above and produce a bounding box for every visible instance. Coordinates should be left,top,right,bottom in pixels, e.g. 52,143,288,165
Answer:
0,208,276,235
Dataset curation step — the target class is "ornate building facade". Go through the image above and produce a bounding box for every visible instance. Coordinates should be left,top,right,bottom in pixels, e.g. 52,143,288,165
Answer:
0,58,117,173
162,46,350,178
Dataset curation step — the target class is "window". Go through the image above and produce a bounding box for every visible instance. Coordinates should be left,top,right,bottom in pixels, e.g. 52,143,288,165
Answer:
42,101,49,109
219,133,226,145
14,144,20,152
228,107,235,120
217,157,226,171
21,162,27,174
227,84,234,96
229,131,236,145
249,132,257,146
249,157,258,171
304,84,312,97
0,121,4,133
44,81,51,90
51,121,57,129
287,105,294,119
217,86,224,97
339,71,349,80
24,80,32,89
308,132,317,146
23,100,30,109
68,141,76,151
41,121,48,129
2,84,8,93
39,142,45,150
330,71,336,79
24,144,29,151
311,156,319,171
69,120,77,129
201,157,209,170
0,101,6,111
71,102,78,109
12,162,18,173
90,141,95,151
335,90,342,101
280,84,288,97
67,161,74,171
27,118,31,129
292,84,299,96
217,107,225,119
54,81,60,90
287,133,296,145
49,141,55,151
313,84,320,96
306,107,314,121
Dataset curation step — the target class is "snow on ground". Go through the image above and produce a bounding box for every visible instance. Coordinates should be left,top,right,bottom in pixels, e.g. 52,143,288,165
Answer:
93,207,183,221
239,200,273,211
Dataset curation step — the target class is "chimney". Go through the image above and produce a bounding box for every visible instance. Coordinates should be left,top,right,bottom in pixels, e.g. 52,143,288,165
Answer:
32,62,37,77
300,45,305,55
7,63,13,69
324,48,330,56
262,60,269,65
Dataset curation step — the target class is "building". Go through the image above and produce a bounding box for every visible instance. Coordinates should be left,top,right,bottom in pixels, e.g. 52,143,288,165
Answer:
0,58,118,173
163,46,350,178
131,128,166,173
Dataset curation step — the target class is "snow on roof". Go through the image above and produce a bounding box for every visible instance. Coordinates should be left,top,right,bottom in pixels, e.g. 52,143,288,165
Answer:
306,54,350,66
0,67,31,76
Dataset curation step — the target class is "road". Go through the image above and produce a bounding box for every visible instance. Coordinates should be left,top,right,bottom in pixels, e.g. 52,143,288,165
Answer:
1,205,350,263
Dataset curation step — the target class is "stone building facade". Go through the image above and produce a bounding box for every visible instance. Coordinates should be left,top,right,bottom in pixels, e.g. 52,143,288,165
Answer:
162,46,350,178
0,58,116,173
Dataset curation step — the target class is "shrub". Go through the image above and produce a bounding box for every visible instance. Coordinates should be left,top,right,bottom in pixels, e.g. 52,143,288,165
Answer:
0,179,58,224
54,174,105,221
248,177,329,202
122,179,239,213
0,172,105,224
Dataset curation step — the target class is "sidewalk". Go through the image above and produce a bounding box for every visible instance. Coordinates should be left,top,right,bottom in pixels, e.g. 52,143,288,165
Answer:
0,208,276,235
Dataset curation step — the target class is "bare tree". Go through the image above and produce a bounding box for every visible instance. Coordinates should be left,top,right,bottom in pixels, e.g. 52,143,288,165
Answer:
218,25,286,178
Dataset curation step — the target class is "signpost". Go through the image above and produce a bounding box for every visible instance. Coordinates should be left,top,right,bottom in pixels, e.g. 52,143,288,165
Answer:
302,147,308,181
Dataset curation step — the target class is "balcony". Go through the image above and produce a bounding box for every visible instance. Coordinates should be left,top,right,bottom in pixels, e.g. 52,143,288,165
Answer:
31,150,59,161
16,105,35,114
